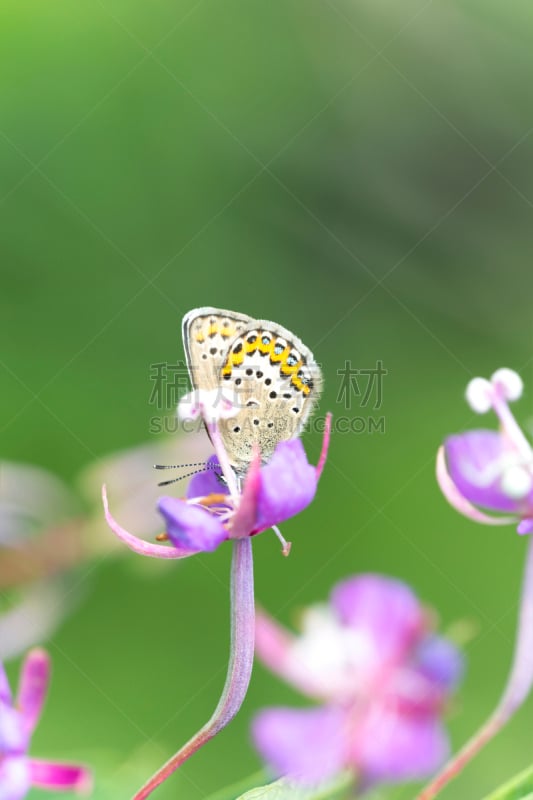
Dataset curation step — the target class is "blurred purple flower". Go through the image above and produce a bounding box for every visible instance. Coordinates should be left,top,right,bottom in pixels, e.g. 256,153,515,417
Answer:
417,369,533,799
0,649,91,799
252,575,463,788
0,462,88,661
0,583,67,664
437,368,533,534
78,430,213,554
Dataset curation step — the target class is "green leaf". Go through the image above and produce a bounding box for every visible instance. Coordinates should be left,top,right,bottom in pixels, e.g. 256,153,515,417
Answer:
204,771,270,800
481,764,533,800
234,772,354,800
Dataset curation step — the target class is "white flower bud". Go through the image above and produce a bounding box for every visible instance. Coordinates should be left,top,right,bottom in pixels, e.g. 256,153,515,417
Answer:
491,368,523,402
465,377,493,413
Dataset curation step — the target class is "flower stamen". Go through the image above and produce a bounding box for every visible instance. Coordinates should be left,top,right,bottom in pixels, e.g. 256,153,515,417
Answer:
198,493,232,508
466,369,532,461
272,525,292,557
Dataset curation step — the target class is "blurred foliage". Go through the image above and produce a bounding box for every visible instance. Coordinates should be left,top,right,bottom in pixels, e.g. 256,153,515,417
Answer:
2,1,533,798
205,772,268,800
232,773,353,799
481,763,533,800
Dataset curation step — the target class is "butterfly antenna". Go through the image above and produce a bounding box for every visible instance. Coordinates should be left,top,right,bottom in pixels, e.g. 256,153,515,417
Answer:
157,469,203,487
153,461,211,470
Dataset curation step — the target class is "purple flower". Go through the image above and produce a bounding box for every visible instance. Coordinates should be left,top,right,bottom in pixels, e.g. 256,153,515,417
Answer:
252,575,463,788
103,406,331,559
437,368,533,534
416,368,533,800
102,391,331,800
0,649,91,799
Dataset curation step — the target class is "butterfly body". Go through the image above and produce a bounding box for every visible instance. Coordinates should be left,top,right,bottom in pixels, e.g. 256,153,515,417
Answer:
182,308,322,476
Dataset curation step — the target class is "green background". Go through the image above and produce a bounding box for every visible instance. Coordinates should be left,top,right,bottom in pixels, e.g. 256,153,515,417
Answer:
2,1,533,798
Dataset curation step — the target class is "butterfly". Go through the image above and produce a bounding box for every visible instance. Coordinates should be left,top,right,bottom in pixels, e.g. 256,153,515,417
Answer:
182,307,323,477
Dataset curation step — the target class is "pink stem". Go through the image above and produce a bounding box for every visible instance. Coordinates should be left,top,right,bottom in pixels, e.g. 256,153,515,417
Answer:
416,533,533,800
132,537,255,799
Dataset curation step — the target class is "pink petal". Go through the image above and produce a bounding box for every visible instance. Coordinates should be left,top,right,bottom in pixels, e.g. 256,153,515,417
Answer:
231,448,261,538
445,431,529,513
352,705,449,784
157,496,227,552
331,575,424,668
436,446,517,526
17,648,50,735
0,661,12,704
29,759,92,793
255,609,295,666
315,413,332,479
254,440,317,531
0,756,31,800
0,705,27,753
186,456,229,500
255,610,327,700
252,705,348,784
415,636,464,691
518,518,533,535
102,485,197,559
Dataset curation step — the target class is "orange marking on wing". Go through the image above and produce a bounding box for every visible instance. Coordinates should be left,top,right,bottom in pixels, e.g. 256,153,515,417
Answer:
221,324,236,339
271,344,290,363
245,335,259,354
291,375,304,391
222,346,244,376
257,334,273,355
230,350,244,367
280,358,302,376
291,374,311,395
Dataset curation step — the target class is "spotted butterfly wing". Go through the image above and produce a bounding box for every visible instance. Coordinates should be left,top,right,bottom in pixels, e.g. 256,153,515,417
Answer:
218,319,322,475
182,307,253,393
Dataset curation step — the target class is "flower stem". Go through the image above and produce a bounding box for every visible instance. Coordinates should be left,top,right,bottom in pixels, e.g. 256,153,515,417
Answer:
132,537,255,800
415,534,533,800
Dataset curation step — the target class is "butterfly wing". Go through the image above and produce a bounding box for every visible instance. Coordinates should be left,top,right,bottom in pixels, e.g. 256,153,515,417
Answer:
218,319,323,475
182,307,253,392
